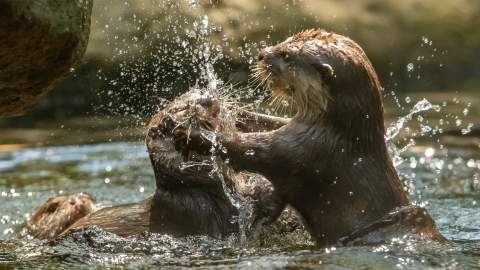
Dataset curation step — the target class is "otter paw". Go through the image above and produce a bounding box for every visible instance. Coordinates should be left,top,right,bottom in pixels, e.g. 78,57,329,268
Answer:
161,114,177,134
147,114,177,139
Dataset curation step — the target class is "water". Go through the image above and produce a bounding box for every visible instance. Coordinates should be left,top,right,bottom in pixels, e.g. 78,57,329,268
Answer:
0,139,479,269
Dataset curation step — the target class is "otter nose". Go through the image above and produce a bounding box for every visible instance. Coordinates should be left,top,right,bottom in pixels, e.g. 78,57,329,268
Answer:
71,198,84,212
258,47,274,62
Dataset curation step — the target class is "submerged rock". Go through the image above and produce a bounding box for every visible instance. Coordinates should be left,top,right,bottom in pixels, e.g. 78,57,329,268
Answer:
0,0,93,117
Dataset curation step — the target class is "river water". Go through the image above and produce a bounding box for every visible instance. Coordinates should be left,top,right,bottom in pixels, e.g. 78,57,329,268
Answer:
0,137,479,268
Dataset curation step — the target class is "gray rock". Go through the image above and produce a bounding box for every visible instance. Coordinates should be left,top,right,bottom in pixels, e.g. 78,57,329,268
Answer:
0,0,93,117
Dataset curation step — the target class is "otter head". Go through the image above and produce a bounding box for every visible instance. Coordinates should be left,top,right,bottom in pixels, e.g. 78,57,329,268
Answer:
146,88,238,189
28,193,97,239
147,89,231,141
257,29,385,134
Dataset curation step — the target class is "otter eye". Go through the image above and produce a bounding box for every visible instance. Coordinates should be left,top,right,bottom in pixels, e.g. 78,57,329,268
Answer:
46,202,59,213
279,51,290,59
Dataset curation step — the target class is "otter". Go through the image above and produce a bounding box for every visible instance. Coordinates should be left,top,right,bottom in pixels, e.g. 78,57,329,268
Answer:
27,193,97,239
171,30,446,246
41,89,298,240
145,89,287,236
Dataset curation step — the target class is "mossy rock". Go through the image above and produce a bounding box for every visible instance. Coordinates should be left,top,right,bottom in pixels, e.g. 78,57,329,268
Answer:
0,0,93,117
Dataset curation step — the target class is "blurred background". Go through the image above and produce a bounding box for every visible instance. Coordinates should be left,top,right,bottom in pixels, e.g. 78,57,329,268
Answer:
1,0,479,147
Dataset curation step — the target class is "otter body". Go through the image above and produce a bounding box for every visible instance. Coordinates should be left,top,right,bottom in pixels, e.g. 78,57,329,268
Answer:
173,30,445,246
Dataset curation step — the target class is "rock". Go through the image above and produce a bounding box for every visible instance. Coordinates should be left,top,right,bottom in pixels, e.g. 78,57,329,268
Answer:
0,0,93,117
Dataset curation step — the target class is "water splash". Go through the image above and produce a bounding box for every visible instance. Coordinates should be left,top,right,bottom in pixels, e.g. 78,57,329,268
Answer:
386,98,441,166
385,98,441,142
202,128,253,243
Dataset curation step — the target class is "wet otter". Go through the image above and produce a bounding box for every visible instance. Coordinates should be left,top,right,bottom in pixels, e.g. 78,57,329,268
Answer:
27,193,97,239
47,89,297,239
172,30,445,246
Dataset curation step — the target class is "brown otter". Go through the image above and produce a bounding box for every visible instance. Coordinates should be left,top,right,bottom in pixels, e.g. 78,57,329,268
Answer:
53,89,295,239
27,192,98,239
171,30,446,246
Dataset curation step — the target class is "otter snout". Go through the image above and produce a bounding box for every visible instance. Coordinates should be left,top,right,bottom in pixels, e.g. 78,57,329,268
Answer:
258,48,287,76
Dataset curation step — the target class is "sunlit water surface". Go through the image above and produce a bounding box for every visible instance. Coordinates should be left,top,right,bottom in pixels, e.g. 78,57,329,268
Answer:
0,140,479,269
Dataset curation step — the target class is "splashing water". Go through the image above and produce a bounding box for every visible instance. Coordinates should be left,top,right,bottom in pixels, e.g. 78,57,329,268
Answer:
170,5,256,241
386,99,441,166
385,98,441,142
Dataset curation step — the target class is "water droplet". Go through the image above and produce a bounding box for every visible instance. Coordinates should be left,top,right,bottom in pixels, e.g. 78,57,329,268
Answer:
407,63,414,72
425,148,435,158
467,159,476,168
461,123,474,135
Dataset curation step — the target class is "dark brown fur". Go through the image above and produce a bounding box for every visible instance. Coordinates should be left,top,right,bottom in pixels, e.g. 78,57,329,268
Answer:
172,30,445,246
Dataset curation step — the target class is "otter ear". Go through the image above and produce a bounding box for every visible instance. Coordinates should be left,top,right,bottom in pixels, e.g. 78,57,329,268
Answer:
315,63,334,83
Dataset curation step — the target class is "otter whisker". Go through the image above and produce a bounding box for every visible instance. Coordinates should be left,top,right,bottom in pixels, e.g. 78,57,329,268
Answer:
221,85,247,101
250,74,269,96
249,67,268,80
269,93,285,114
237,103,255,110
260,72,271,85
268,94,280,107
172,116,193,132
249,64,264,72
278,95,288,116
254,72,271,90
248,72,266,85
